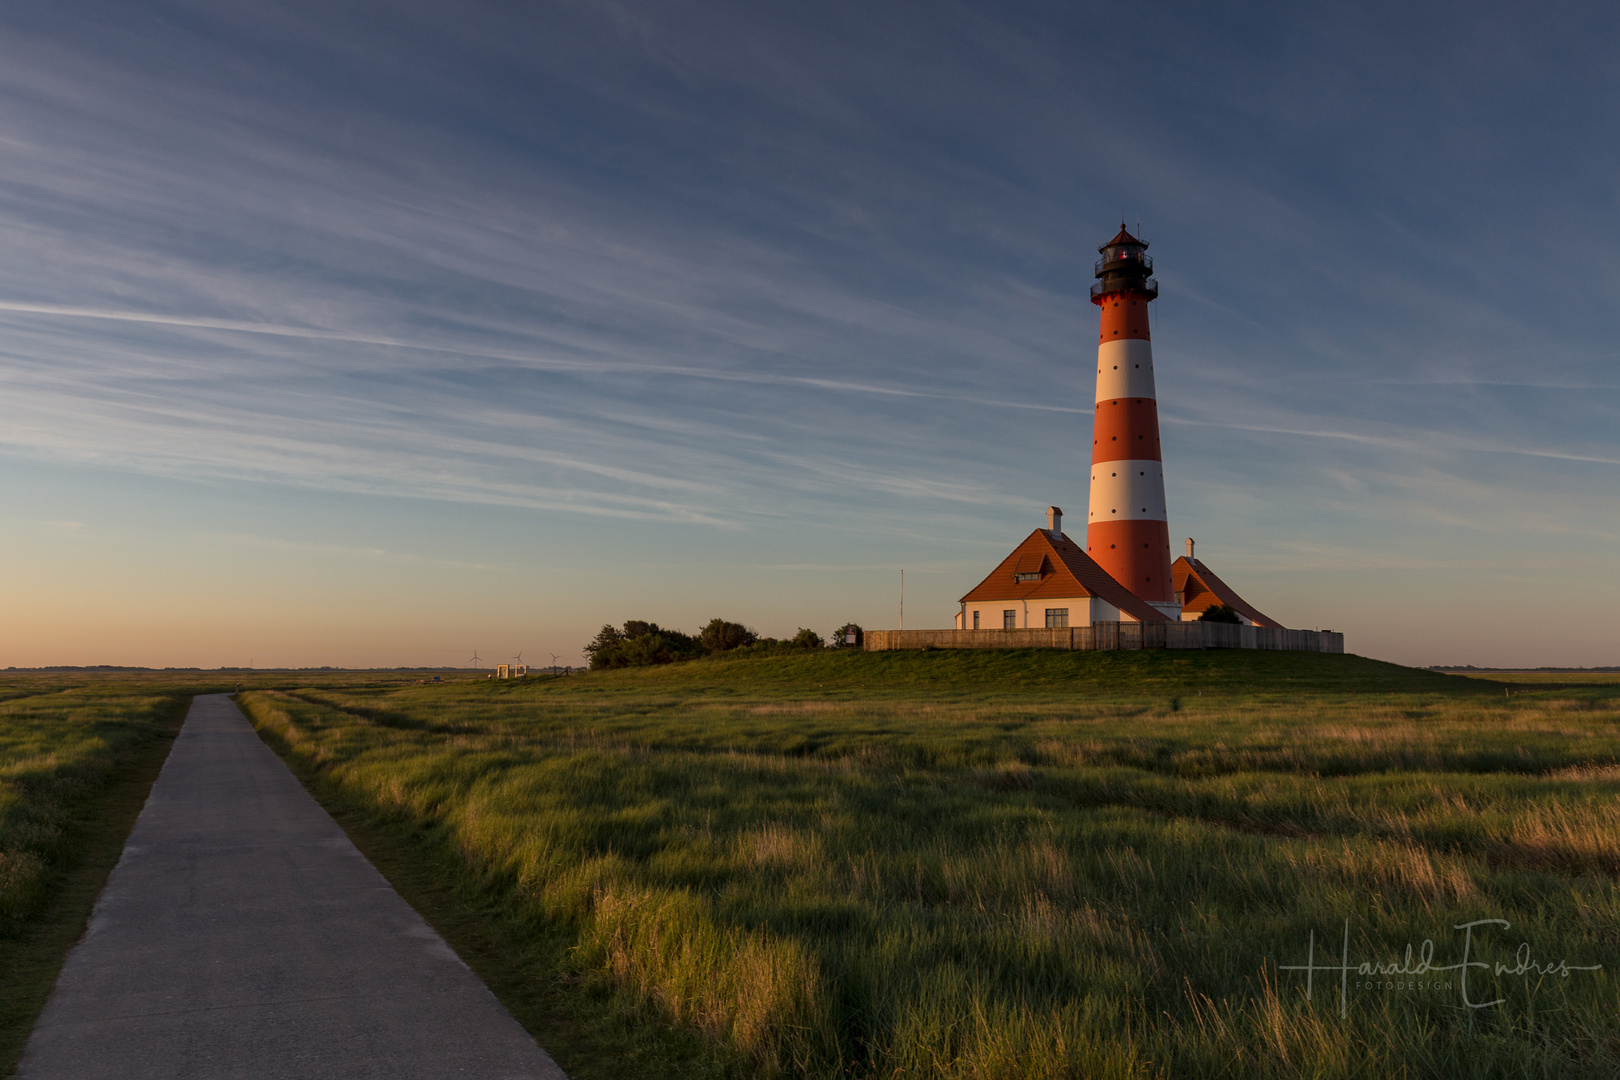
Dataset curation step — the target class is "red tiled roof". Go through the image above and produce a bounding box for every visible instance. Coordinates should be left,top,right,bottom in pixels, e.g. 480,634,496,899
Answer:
1172,556,1284,628
960,529,1171,623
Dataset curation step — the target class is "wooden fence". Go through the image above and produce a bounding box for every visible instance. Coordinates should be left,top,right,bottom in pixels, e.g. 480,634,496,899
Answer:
863,623,1343,654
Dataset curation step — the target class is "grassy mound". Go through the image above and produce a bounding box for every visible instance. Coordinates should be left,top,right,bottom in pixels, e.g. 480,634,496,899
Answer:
540,648,1484,701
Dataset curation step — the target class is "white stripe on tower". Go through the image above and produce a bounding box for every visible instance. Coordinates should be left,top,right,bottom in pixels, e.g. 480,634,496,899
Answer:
1094,339,1156,400
1087,462,1167,521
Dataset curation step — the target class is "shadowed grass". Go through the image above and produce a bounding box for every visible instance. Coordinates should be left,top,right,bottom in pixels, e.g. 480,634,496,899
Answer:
0,680,196,1076
238,652,1620,1078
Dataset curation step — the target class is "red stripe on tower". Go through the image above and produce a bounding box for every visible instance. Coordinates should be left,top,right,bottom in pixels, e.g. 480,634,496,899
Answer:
1086,226,1176,612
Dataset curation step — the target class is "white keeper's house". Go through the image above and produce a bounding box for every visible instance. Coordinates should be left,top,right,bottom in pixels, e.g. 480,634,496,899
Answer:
955,507,1283,630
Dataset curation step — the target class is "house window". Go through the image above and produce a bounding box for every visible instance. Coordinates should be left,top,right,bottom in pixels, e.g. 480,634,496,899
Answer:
1003,609,1017,630
972,610,980,630
1013,572,1040,583
1045,608,1069,628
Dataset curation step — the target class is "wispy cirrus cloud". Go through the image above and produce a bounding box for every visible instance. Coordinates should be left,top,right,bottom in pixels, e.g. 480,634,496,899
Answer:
0,0,1618,666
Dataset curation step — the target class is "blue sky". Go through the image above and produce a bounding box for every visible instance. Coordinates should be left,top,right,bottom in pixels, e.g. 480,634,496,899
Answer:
1,0,1616,667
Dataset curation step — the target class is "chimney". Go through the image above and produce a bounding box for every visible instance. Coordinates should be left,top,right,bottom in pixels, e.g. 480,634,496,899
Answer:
1047,506,1063,536
1186,537,1195,562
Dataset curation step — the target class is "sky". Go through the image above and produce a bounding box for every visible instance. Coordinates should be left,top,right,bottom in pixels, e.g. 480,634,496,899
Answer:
1,0,1617,668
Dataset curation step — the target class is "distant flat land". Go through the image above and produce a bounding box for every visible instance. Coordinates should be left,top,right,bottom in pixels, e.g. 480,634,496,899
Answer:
215,651,1619,1079
1447,670,1620,684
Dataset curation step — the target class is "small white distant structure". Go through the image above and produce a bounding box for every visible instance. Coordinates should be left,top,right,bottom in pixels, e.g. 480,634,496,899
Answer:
496,663,510,679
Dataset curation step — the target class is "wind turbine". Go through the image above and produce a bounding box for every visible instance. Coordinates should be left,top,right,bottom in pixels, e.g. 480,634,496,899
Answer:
469,649,482,669
550,652,561,676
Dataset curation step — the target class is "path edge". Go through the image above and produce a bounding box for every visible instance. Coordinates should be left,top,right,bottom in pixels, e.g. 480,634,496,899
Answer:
239,689,713,1080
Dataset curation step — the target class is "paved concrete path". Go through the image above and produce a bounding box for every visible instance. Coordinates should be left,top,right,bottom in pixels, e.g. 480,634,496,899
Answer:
19,694,567,1080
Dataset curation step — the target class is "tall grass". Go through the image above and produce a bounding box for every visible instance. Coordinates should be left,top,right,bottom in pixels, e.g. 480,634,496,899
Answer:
240,653,1620,1078
0,679,192,934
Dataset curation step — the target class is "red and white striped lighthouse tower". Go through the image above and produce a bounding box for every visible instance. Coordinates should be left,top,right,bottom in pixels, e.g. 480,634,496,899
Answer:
1086,226,1178,616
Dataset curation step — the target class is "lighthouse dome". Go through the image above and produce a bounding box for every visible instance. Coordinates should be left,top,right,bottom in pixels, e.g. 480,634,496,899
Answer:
1097,225,1147,253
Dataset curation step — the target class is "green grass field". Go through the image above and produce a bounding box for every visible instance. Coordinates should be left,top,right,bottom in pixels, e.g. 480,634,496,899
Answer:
230,651,1620,1079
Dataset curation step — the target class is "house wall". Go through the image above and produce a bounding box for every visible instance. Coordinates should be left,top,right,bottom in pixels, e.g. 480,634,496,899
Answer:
963,597,1124,630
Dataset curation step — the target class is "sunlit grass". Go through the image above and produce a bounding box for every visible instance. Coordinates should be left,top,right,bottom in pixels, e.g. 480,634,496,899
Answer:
239,652,1620,1078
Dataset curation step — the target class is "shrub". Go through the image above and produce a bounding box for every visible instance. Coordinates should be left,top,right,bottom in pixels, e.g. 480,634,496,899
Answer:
715,631,825,660
790,628,824,650
831,623,864,649
1197,604,1243,625
586,619,827,669
698,619,758,655
584,621,704,669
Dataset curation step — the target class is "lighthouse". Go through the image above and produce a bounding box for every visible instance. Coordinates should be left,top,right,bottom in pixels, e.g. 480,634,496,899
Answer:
946,224,1316,640
1086,226,1179,618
